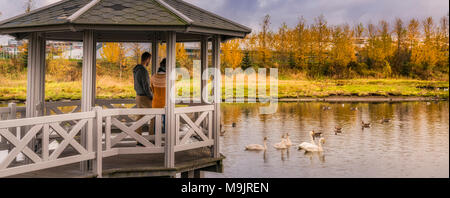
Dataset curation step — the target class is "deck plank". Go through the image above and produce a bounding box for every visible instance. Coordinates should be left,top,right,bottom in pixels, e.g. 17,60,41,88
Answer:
7,148,223,178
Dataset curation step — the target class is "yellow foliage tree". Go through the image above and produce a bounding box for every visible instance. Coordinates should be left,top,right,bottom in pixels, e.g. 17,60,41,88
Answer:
100,42,129,79
221,39,243,69
176,43,190,70
130,43,144,65
329,24,356,77
411,17,440,79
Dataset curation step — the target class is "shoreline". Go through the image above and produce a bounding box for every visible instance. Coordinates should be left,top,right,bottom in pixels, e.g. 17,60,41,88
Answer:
278,96,446,102
1,96,447,105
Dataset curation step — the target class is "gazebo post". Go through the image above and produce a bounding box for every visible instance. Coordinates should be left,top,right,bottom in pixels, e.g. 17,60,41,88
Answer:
165,31,176,168
212,35,221,158
38,35,46,117
25,32,46,162
152,37,160,75
81,30,97,172
26,32,46,118
200,36,209,104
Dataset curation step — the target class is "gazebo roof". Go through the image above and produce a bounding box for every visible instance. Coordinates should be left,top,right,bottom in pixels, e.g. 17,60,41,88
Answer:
0,0,251,41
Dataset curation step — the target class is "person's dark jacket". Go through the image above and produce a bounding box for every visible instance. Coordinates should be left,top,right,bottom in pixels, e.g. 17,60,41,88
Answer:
133,64,153,100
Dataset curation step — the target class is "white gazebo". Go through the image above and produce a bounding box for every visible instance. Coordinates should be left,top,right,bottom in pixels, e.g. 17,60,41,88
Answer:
0,0,251,178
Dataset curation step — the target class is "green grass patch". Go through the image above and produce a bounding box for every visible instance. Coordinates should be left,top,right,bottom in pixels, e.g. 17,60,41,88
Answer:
0,77,448,101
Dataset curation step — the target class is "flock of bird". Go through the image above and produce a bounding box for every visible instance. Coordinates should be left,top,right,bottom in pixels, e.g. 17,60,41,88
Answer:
244,105,393,153
245,131,326,153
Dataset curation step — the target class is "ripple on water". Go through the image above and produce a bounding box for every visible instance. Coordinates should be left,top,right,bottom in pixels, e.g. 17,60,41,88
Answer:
208,101,449,178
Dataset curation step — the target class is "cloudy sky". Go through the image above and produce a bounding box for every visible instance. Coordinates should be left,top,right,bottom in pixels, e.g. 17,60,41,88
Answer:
0,0,448,44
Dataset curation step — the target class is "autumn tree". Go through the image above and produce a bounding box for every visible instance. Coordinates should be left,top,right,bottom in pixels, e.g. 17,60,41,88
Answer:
240,51,254,70
130,43,144,65
411,17,440,79
309,15,331,76
273,22,292,69
329,24,356,77
176,43,190,71
365,22,386,76
392,18,409,75
436,14,449,75
100,43,129,79
256,14,273,68
353,22,365,63
292,17,310,70
221,39,243,69
379,20,393,76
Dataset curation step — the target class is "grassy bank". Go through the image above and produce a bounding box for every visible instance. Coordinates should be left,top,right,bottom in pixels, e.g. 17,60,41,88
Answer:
277,79,449,99
0,76,448,101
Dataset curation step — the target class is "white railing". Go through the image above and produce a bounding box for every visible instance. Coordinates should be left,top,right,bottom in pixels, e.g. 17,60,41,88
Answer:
0,103,26,120
101,108,165,157
0,111,97,177
0,104,216,178
45,99,136,115
175,105,214,152
0,104,26,149
45,99,137,125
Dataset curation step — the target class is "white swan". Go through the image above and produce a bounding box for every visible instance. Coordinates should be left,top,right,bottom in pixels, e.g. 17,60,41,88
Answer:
245,137,267,151
285,133,293,147
301,138,325,152
298,131,316,150
273,135,288,150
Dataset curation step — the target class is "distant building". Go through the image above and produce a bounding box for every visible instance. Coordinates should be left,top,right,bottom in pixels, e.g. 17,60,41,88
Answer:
8,39,23,46
58,42,83,60
0,39,24,57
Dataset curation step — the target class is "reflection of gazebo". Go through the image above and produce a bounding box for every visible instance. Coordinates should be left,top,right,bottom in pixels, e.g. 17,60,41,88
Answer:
0,0,250,178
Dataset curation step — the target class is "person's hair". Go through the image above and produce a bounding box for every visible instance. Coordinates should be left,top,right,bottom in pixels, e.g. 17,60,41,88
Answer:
158,58,167,73
141,52,151,63
160,58,166,67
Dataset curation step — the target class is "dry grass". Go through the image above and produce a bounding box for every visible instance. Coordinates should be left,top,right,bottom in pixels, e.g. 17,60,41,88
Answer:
0,75,448,101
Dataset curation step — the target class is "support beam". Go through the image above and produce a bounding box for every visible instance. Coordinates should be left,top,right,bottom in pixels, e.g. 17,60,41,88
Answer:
81,30,96,172
164,31,176,168
38,37,46,117
26,32,46,118
212,36,221,158
200,36,208,104
181,170,204,178
81,30,97,112
7,103,17,152
151,39,160,75
25,32,46,163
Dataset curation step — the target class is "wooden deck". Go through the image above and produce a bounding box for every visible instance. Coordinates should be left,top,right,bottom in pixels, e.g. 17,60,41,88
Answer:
0,102,221,178
7,149,224,178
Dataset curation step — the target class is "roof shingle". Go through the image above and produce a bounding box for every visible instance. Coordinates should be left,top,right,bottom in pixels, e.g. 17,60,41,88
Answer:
73,0,186,25
0,0,251,35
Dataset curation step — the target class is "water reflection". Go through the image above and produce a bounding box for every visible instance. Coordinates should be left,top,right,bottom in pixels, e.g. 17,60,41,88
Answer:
303,151,326,164
1,101,448,178
211,101,449,178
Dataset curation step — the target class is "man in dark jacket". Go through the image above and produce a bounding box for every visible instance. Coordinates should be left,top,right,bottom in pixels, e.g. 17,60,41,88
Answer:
133,52,153,137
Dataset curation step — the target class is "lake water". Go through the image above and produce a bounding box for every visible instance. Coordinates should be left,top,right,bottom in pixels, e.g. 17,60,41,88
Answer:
206,101,449,178
1,101,448,178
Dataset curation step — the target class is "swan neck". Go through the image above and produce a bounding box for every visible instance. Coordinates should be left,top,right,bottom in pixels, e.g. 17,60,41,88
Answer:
318,141,323,151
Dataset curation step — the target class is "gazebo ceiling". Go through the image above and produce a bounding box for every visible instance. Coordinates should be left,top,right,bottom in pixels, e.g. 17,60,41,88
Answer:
0,0,251,42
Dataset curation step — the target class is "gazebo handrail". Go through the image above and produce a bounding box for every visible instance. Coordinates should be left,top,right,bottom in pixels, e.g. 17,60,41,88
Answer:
0,104,216,178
